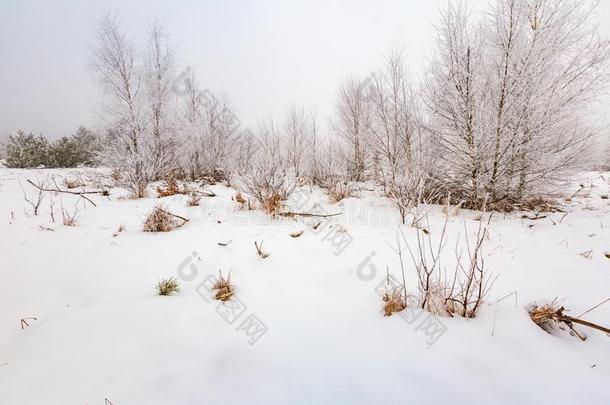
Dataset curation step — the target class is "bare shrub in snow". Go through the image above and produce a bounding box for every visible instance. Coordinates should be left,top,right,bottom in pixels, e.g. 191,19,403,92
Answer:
213,270,234,302
240,121,294,215
20,179,45,216
157,277,180,296
446,220,494,318
396,209,493,318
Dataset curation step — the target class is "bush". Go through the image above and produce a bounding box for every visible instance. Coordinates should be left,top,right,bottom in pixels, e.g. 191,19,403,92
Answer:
4,131,50,168
3,127,101,168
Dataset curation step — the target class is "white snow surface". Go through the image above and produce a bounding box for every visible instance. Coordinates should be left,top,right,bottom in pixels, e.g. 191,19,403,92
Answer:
1,168,609,405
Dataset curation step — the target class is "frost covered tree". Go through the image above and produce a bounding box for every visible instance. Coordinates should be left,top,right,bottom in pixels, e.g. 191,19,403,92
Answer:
284,106,307,178
424,0,610,208
424,2,490,207
240,119,294,213
367,49,420,188
334,77,371,182
179,68,240,181
91,14,178,197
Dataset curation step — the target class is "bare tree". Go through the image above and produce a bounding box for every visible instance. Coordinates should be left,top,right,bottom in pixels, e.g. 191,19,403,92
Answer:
334,77,371,182
144,20,178,181
284,105,308,178
240,120,294,215
179,69,239,181
368,49,417,188
91,13,178,197
424,0,610,209
423,2,490,208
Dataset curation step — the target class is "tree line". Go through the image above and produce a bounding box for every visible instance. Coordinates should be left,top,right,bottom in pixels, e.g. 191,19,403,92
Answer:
3,0,609,214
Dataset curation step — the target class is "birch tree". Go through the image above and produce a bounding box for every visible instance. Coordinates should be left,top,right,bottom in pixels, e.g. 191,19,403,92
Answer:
334,77,371,182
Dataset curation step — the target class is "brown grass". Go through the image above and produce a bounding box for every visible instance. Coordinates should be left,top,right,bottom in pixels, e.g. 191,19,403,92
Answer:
234,191,247,206
263,193,282,215
62,208,78,226
157,277,180,296
213,270,234,302
329,182,353,203
156,178,181,197
382,286,406,317
143,206,183,232
63,178,82,189
528,300,562,333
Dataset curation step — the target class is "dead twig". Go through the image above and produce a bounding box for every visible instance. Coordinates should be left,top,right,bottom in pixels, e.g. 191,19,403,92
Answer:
254,241,269,258
20,317,37,329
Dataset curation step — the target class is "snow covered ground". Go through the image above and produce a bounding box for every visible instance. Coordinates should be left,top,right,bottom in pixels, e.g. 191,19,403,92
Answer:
1,168,609,405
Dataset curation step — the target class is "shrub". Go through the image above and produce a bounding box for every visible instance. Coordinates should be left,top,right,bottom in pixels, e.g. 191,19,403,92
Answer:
4,131,50,168
157,277,180,296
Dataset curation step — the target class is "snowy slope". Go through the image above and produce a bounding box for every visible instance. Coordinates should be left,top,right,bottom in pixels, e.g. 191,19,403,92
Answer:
0,168,609,404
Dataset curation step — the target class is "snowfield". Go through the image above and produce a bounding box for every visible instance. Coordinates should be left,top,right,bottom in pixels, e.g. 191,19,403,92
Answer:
1,168,609,405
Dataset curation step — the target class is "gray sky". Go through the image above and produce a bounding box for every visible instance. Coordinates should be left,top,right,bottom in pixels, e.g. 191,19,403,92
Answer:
1,0,609,141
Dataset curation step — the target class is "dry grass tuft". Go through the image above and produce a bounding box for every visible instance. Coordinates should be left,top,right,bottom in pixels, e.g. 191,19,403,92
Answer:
263,193,282,215
63,178,82,189
234,191,247,206
62,208,78,226
382,286,407,317
213,270,234,302
157,178,190,198
528,300,565,335
186,192,201,207
143,206,187,232
329,182,353,203
157,277,180,296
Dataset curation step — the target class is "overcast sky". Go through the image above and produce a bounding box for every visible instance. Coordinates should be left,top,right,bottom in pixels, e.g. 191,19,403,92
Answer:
1,0,609,141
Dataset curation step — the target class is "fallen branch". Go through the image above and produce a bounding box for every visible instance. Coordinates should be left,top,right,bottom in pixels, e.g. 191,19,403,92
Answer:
530,302,610,340
279,211,342,219
158,209,189,224
557,313,610,335
27,179,103,207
